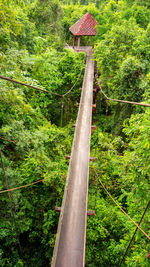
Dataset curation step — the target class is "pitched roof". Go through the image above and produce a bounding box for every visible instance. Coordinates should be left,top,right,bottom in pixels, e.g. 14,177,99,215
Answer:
69,13,98,36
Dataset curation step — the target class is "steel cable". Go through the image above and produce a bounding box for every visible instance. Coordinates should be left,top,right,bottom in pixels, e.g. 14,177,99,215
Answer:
0,55,85,98
119,200,150,266
0,176,50,194
97,80,150,107
94,170,150,241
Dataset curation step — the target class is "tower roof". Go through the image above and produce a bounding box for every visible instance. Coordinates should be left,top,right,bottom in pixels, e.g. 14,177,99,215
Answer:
69,13,98,36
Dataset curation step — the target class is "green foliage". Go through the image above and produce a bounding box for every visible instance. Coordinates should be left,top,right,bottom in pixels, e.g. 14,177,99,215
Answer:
87,112,150,265
94,1,150,132
0,1,85,264
0,0,21,50
29,0,63,49
0,0,150,266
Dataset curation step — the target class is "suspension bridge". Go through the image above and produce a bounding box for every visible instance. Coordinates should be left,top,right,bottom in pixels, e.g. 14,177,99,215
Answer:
51,48,96,267
0,12,150,267
1,47,150,267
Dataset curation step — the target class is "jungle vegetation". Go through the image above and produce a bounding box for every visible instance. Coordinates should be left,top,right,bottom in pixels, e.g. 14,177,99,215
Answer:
0,0,150,266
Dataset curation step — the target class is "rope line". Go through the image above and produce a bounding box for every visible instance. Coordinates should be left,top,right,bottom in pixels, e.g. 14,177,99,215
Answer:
97,81,150,107
0,136,16,144
94,170,150,240
0,176,50,194
120,200,150,266
0,56,85,98
62,55,86,97
0,75,50,94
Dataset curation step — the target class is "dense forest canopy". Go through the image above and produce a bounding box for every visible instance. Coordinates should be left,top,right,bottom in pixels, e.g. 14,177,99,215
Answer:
0,0,150,266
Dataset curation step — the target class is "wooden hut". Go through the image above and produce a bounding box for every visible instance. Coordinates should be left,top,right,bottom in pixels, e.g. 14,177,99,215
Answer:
69,13,98,49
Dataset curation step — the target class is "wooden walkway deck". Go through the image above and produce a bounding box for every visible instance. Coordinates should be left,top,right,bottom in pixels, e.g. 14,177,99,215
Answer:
52,49,94,267
65,45,93,55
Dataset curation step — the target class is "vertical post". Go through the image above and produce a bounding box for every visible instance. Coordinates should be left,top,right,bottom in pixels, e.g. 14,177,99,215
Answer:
73,35,75,48
77,36,80,49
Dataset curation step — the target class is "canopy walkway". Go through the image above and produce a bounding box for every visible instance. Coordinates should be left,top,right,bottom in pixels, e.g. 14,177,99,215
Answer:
52,48,95,267
0,47,149,267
